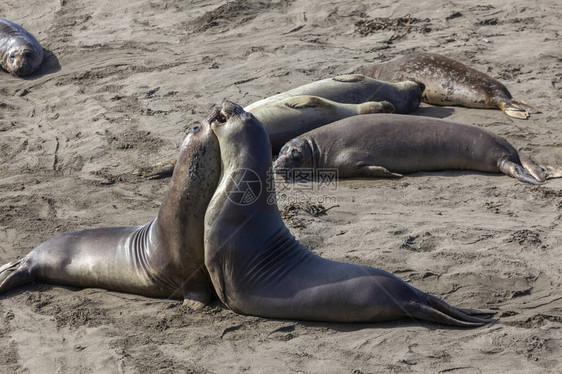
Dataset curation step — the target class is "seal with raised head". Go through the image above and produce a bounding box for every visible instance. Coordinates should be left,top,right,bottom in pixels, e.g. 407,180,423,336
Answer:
0,18,44,76
0,110,222,308
250,95,394,154
273,114,561,184
360,52,539,119
245,74,423,114
203,100,492,326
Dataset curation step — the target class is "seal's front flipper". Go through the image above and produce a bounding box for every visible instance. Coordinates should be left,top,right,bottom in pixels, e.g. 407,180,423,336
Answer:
498,159,541,185
357,163,403,178
283,96,328,109
497,99,540,119
0,259,33,294
132,159,177,180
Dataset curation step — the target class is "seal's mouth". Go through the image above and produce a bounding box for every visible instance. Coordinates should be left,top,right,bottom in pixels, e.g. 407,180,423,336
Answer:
219,100,245,122
206,107,227,126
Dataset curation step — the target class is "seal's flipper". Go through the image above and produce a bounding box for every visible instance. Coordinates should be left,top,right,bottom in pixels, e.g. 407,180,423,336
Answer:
283,96,328,109
357,100,395,114
422,293,493,324
132,159,177,179
0,260,33,294
356,162,402,178
403,293,493,327
498,159,541,185
518,153,546,182
543,165,562,179
497,99,540,119
332,74,365,83
457,307,497,319
182,295,208,310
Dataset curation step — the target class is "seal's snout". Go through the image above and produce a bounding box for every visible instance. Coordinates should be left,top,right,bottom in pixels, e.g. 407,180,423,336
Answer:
220,99,245,120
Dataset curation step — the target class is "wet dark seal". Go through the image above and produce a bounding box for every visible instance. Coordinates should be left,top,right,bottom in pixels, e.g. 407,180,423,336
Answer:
0,111,222,308
203,100,492,326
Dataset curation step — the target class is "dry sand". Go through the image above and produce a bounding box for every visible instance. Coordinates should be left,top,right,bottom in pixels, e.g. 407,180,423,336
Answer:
1,0,561,373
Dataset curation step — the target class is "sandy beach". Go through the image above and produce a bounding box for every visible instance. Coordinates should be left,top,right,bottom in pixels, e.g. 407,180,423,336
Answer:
0,0,561,372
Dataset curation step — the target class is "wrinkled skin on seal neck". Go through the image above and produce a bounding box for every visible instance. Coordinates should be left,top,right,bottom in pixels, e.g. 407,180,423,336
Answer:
204,100,492,326
0,18,43,76
0,112,221,308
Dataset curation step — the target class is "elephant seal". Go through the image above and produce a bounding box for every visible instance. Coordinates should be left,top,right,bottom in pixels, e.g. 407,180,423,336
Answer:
360,52,539,119
245,74,423,114
273,114,560,185
203,100,492,326
0,110,222,308
0,18,44,76
250,95,394,154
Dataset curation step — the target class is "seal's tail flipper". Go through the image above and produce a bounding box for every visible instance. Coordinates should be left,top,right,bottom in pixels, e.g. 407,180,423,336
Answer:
0,259,33,294
497,99,540,119
542,165,562,180
406,293,493,327
498,159,542,185
516,153,562,181
518,153,546,182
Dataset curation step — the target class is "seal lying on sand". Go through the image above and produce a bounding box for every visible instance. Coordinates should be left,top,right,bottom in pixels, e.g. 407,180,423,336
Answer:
360,52,539,119
0,18,43,76
0,111,221,308
251,95,394,154
245,74,422,114
273,114,561,185
203,100,492,326
134,95,395,178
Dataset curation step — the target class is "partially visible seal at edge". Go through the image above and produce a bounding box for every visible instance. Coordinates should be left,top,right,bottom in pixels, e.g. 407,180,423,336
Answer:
0,18,44,76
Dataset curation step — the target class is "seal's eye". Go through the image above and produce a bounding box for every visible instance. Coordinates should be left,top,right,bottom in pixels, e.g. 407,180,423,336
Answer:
291,149,302,161
9,53,15,62
191,125,200,132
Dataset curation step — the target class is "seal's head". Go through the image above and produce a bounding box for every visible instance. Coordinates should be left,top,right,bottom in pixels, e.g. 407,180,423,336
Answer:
210,100,271,162
393,80,425,113
272,138,313,177
4,47,40,76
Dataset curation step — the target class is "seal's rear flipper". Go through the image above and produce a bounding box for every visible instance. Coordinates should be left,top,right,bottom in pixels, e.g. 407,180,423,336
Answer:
497,99,540,119
405,293,493,327
359,164,403,178
457,307,497,319
498,159,541,185
0,259,33,294
543,165,562,179
518,153,546,182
